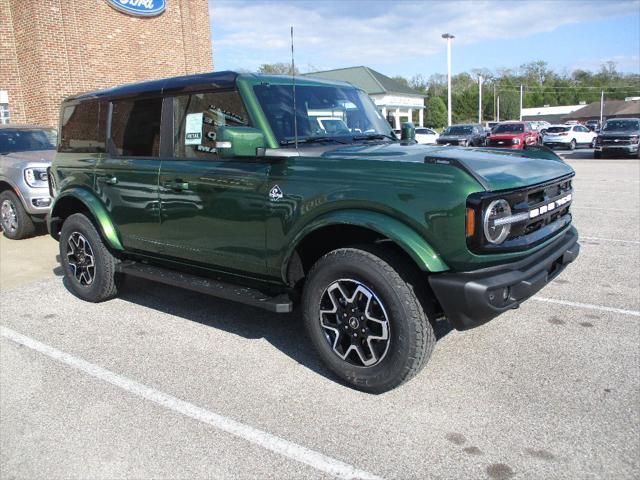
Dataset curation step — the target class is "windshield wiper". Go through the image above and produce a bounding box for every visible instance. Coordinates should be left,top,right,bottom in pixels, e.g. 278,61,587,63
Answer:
279,136,349,146
351,133,397,142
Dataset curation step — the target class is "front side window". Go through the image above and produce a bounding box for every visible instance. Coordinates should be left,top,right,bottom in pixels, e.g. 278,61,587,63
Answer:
173,90,249,159
60,101,105,153
110,98,162,157
253,84,392,145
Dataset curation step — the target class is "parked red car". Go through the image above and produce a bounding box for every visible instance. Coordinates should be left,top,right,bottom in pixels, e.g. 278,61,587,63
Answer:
486,122,540,149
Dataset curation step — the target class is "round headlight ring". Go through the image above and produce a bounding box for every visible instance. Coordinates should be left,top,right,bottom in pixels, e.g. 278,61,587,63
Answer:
483,199,512,244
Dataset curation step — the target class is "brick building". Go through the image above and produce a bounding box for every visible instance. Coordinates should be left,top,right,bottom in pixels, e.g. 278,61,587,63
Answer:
0,0,213,128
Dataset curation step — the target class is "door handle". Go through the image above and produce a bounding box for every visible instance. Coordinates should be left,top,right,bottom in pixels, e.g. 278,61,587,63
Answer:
99,175,118,185
164,179,189,191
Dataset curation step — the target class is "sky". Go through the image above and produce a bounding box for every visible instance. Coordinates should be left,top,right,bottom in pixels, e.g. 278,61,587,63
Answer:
209,0,640,78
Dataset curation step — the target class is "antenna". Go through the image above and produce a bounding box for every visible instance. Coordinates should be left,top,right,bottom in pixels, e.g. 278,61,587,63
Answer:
291,26,298,151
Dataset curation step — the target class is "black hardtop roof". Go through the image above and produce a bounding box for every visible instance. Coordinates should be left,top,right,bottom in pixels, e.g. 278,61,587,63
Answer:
64,70,356,104
65,71,240,103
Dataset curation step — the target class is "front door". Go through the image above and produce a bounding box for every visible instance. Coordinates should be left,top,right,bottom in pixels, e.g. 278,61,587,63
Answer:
95,97,163,252
157,90,270,277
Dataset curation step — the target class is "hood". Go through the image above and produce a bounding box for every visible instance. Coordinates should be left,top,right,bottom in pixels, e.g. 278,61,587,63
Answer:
2,149,55,164
438,134,471,141
599,130,639,137
489,132,526,139
319,142,574,192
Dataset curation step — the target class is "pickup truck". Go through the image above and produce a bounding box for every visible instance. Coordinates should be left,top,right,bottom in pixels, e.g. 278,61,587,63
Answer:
47,72,580,393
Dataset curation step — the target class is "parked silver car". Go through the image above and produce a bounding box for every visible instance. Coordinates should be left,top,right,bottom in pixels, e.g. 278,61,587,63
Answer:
0,125,57,239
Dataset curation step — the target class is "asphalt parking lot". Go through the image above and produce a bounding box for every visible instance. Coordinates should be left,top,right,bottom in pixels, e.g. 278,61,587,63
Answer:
1,152,638,480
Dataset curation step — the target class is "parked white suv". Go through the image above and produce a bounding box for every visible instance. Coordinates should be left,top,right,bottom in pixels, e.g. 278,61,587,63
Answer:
0,125,57,239
542,124,596,150
393,127,439,144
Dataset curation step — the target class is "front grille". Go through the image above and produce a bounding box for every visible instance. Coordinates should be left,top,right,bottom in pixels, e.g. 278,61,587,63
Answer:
467,175,574,253
602,137,633,145
487,138,512,147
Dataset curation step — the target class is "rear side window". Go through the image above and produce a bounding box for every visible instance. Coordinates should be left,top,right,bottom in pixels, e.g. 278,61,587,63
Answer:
110,98,162,157
173,90,249,159
59,101,105,153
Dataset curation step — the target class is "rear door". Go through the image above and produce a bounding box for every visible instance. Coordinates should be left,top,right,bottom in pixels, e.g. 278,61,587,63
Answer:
157,89,270,276
94,96,163,252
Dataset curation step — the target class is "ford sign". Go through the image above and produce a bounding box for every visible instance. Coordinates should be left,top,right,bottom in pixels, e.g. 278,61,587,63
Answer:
107,0,166,17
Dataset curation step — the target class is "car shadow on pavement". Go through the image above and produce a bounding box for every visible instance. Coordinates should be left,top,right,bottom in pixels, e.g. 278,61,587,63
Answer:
60,274,454,387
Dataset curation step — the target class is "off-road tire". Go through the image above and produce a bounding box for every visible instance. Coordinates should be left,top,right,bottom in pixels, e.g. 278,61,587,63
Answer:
302,245,436,393
60,213,118,302
0,190,36,240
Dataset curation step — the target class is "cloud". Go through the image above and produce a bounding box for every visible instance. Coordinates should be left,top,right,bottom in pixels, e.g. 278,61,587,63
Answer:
209,0,640,73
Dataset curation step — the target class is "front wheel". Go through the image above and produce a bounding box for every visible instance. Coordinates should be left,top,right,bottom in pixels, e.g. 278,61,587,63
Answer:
591,137,597,148
302,246,436,393
569,139,577,150
0,190,35,240
59,213,118,302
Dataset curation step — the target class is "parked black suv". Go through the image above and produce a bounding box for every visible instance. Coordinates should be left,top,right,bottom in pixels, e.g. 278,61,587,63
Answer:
436,124,486,147
594,118,640,158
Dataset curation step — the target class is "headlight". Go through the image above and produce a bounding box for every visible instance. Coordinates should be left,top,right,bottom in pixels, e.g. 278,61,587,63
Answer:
483,199,512,244
24,168,49,188
512,138,521,145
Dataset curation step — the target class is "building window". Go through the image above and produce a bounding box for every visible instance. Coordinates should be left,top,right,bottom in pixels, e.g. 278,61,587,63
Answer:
173,90,249,159
110,98,162,157
59,101,105,153
0,104,9,125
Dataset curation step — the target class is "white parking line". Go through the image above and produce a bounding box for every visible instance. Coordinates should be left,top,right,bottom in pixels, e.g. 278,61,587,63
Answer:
571,206,638,213
581,236,640,245
0,326,381,480
533,297,640,317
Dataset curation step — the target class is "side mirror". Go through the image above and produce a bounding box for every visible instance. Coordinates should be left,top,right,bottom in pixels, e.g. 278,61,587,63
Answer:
401,122,416,142
216,126,266,158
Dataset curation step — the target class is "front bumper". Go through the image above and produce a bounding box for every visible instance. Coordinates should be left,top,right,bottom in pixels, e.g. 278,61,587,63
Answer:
595,144,639,155
429,226,580,330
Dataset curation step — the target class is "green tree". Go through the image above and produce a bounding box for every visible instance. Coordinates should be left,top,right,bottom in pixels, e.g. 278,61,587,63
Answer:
425,96,447,129
257,63,299,75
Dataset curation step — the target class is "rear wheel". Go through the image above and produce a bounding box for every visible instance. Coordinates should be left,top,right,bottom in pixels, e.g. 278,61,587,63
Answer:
0,190,35,240
302,246,436,393
59,213,118,302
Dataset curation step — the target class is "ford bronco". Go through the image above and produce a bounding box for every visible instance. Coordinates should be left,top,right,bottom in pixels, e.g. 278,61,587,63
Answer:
48,72,579,393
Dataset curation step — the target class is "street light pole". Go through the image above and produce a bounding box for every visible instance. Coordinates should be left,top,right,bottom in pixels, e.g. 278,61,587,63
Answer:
442,33,455,126
478,75,483,124
519,84,523,121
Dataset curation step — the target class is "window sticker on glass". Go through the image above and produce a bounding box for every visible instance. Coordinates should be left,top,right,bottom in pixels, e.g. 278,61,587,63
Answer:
185,112,203,145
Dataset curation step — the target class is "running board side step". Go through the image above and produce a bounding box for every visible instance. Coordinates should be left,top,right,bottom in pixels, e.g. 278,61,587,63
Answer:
116,262,293,313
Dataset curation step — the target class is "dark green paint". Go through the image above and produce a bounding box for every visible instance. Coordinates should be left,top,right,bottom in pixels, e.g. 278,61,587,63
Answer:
50,72,576,290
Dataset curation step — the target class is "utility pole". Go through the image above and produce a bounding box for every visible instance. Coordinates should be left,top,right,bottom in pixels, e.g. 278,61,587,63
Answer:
497,95,500,122
519,84,523,121
442,33,455,126
600,90,604,126
478,75,483,124
493,84,497,121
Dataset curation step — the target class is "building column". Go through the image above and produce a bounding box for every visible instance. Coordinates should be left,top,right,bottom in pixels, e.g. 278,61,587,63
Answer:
407,108,413,124
419,108,424,127
395,108,401,130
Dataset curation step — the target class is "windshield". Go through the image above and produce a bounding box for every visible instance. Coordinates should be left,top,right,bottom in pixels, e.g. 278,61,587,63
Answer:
546,126,570,133
603,120,640,132
0,129,57,154
493,123,524,134
443,126,472,135
253,84,393,144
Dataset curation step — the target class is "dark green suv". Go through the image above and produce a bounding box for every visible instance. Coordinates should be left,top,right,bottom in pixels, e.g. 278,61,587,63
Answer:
48,72,579,393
